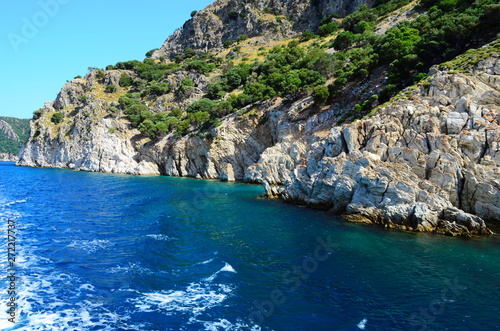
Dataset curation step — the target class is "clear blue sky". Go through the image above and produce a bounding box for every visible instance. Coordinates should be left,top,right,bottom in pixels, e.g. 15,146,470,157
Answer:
0,0,214,119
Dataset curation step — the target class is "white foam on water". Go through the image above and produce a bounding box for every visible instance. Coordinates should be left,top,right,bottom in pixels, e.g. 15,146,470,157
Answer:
221,262,236,273
203,318,263,331
0,210,145,331
6,266,147,331
78,284,96,292
1,199,28,207
194,258,215,266
204,262,237,282
108,262,159,275
129,261,240,329
68,239,113,252
0,319,15,330
132,282,233,315
357,318,368,329
146,234,176,241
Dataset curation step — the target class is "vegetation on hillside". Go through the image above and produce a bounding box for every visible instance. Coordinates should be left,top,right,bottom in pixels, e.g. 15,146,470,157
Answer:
0,117,30,154
48,0,500,140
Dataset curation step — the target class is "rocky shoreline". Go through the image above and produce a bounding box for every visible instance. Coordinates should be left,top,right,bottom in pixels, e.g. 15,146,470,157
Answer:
17,33,500,238
0,153,18,162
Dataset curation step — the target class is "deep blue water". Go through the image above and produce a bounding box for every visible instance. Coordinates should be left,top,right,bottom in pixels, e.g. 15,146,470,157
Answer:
0,161,499,330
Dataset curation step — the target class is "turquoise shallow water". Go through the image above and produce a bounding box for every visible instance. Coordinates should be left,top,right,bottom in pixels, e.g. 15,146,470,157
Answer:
0,161,499,330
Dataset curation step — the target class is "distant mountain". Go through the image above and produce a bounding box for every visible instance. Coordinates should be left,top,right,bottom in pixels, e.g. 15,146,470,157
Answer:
0,116,30,158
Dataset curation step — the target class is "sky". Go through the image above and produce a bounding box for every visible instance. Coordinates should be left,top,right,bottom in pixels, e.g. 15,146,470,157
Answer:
0,0,214,119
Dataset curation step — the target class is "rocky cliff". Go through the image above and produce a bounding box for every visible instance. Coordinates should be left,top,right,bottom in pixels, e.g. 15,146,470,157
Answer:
0,120,19,142
18,75,160,175
152,0,374,59
17,0,500,237
280,55,500,236
0,116,30,157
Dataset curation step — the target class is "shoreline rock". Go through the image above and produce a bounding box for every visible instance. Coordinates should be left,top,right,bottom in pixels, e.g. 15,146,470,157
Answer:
17,49,500,238
0,153,18,162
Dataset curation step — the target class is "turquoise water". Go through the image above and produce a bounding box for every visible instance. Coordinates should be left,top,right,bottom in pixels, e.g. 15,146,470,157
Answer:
0,161,498,330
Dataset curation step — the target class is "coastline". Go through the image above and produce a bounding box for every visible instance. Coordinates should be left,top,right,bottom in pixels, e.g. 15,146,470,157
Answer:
15,160,497,238
0,153,18,162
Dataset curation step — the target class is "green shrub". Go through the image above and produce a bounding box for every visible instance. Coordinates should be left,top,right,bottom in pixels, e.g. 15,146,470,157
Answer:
300,30,317,42
51,112,63,125
206,82,227,99
223,69,242,88
124,104,151,126
176,119,191,135
213,100,234,117
228,10,238,20
379,84,398,103
145,48,159,58
184,59,216,74
341,5,376,33
318,22,339,36
170,108,183,118
33,109,44,119
105,84,118,93
188,111,210,126
184,48,195,58
379,27,421,63
311,85,330,104
187,98,216,113
141,83,170,97
223,40,236,48
178,78,195,96
333,32,356,50
118,94,140,109
119,73,132,87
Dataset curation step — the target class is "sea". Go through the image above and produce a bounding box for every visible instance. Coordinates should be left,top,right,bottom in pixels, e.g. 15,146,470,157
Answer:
0,161,498,330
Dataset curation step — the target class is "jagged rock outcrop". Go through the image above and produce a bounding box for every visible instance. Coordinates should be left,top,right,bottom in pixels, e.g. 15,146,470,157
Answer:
277,57,500,236
0,120,19,142
153,0,374,59
0,117,30,156
18,73,160,175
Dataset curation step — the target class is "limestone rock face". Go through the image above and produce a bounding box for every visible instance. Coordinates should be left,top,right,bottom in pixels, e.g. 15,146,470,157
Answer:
153,0,374,59
0,153,18,161
220,163,235,182
17,76,160,175
0,120,19,142
279,57,500,236
158,105,275,179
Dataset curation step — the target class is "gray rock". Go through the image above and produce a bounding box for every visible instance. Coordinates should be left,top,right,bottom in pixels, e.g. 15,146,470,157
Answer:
0,120,19,141
220,163,235,182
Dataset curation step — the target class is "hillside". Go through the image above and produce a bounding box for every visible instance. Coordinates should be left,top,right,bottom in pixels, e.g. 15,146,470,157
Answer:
0,116,30,159
18,0,500,236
